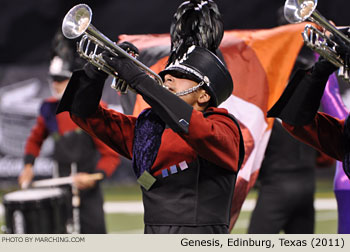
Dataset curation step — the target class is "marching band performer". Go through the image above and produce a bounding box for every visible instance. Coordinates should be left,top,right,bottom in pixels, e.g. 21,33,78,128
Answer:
267,33,350,182
56,0,245,233
57,0,245,234
56,43,244,233
19,31,120,233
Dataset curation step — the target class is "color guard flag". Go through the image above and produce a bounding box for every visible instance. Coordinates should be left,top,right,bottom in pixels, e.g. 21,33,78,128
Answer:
118,23,306,230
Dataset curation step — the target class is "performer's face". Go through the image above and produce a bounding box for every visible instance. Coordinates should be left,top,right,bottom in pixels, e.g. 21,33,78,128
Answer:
51,78,69,99
163,74,210,110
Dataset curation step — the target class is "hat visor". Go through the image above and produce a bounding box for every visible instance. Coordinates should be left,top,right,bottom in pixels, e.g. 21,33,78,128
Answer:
159,67,218,106
159,68,202,84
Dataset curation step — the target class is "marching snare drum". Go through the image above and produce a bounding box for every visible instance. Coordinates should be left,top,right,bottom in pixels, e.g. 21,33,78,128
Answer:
2,188,70,234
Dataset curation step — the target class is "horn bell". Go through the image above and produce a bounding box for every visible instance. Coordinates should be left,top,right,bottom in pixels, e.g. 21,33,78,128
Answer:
62,4,92,39
284,0,317,23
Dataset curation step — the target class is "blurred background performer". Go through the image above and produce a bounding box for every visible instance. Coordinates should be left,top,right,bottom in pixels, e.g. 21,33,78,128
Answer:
18,30,120,234
248,120,334,234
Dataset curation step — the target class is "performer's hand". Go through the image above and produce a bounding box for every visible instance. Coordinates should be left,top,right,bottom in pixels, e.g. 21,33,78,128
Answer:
330,27,350,57
312,56,339,78
18,164,34,189
117,41,139,58
109,41,140,93
73,172,97,190
82,42,139,81
102,42,147,89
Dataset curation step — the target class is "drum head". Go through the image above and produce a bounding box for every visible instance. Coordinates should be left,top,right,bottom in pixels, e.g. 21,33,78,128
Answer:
3,188,63,203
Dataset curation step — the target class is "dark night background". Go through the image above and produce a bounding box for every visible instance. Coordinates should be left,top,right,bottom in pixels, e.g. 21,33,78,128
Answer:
1,0,349,65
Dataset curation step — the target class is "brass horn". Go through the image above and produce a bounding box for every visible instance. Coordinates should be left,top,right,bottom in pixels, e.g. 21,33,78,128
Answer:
284,0,350,80
61,4,163,92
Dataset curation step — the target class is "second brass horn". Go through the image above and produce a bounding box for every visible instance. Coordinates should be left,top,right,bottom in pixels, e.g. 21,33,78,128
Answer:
61,4,163,91
284,0,350,80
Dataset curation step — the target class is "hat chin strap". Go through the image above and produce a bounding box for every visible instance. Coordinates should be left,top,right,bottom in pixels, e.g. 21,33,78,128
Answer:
174,81,205,97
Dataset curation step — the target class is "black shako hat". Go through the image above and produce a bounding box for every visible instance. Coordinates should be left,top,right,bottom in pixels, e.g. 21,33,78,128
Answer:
159,46,233,107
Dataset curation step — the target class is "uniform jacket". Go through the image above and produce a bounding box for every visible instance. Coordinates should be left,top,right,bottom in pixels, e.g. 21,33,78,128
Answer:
71,104,241,226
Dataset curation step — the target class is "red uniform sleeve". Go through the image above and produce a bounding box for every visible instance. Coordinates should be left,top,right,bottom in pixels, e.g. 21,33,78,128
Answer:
180,108,241,172
24,115,49,160
316,151,335,168
282,112,345,161
91,136,121,177
71,104,137,160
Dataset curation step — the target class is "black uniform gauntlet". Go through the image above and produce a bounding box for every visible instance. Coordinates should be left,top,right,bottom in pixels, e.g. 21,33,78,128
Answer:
56,66,106,117
103,54,193,133
267,57,338,126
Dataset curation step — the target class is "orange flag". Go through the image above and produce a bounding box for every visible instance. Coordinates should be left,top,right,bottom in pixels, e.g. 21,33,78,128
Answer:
118,22,306,230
